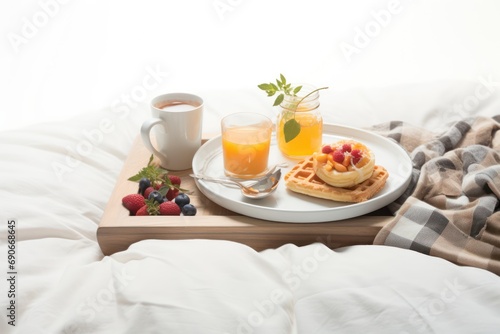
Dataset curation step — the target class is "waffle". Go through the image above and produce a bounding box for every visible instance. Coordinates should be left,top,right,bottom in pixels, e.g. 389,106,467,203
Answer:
284,157,389,203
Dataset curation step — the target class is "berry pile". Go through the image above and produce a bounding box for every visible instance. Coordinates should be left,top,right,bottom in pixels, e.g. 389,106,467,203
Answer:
317,141,370,172
121,155,197,216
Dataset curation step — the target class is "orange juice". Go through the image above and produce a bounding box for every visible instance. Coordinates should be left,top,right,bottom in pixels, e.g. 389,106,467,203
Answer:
277,111,322,159
222,126,271,178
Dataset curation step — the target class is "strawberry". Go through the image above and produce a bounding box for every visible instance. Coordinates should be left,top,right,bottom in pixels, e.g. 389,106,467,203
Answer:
122,194,145,215
135,205,149,216
143,186,155,199
159,201,181,216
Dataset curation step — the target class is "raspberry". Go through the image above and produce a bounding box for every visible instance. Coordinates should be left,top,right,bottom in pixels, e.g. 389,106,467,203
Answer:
166,188,179,201
332,150,344,163
321,145,333,154
351,149,363,165
351,149,362,158
143,186,155,199
342,143,352,153
159,201,181,216
168,175,181,186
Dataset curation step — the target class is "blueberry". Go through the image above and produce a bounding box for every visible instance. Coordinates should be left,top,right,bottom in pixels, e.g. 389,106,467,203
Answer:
182,204,197,216
138,178,151,195
174,193,190,208
148,190,164,204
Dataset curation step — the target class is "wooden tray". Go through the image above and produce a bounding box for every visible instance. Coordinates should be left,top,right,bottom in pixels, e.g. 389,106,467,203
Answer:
97,136,392,255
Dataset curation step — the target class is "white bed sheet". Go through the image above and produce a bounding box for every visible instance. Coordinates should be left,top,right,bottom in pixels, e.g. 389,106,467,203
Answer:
1,82,500,333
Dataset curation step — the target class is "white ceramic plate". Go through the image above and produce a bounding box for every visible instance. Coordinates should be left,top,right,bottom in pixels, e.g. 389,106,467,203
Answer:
192,124,412,223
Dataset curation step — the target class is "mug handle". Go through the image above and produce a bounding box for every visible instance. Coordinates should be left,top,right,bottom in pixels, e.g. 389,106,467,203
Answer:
140,118,168,165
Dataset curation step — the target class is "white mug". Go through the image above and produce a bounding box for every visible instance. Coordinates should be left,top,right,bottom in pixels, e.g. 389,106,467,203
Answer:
141,93,203,170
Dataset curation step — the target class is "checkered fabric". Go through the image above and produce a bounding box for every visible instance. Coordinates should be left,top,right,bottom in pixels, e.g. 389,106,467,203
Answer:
371,116,500,275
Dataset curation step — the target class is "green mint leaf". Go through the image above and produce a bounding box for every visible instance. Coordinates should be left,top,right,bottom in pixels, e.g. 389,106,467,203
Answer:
284,119,301,143
258,83,271,91
270,83,278,91
273,93,284,106
128,173,144,182
293,85,302,95
157,186,169,197
127,165,154,182
276,78,282,89
280,73,286,85
158,183,189,196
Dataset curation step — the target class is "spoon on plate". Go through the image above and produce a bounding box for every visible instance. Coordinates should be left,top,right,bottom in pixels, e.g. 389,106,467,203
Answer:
190,169,282,199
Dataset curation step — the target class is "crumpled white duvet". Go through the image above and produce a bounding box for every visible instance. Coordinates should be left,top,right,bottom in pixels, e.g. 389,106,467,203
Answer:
1,104,500,334
14,241,500,334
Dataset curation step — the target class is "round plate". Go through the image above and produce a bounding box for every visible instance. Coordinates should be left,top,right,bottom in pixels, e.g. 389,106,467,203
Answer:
192,124,412,223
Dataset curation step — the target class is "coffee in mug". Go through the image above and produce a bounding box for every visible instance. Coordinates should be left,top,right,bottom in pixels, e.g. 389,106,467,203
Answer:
141,93,203,170
154,100,201,112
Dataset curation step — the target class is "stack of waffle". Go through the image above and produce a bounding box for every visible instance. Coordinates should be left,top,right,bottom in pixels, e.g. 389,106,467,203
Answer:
284,142,389,203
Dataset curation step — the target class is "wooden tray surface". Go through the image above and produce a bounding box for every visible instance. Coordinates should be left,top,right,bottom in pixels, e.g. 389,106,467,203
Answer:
97,136,392,255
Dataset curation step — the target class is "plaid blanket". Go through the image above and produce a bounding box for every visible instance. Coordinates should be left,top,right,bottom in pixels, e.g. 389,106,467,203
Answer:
371,115,500,275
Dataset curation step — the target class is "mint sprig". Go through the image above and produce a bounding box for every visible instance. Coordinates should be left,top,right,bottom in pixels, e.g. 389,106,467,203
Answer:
128,154,168,185
128,154,189,193
258,73,302,107
258,74,328,143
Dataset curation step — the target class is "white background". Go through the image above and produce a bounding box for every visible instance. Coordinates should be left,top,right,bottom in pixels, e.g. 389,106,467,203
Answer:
1,0,500,131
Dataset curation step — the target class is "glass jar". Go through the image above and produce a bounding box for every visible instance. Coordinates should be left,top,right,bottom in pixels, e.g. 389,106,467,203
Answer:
276,85,323,159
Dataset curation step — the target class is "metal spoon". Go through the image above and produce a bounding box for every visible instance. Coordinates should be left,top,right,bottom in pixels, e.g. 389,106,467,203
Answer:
190,169,282,199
